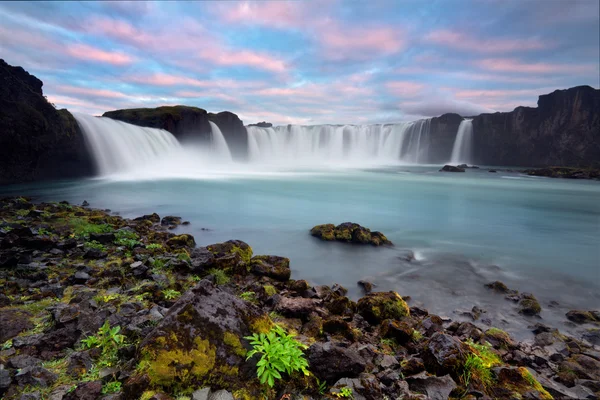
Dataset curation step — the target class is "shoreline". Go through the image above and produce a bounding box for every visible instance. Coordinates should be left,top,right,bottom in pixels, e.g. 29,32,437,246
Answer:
1,197,598,399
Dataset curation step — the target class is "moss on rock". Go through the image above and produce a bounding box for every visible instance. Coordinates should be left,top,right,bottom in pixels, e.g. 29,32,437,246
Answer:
357,291,409,325
165,234,196,249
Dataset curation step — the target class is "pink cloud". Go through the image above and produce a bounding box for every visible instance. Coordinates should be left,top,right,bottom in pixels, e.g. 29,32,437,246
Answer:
128,73,210,87
218,1,305,28
54,85,128,99
477,58,597,74
317,22,405,59
199,48,287,73
65,44,134,65
425,30,550,53
386,81,425,97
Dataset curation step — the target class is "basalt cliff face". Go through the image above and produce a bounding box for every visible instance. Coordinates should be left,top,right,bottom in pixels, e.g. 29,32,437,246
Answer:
0,59,94,185
103,107,247,160
471,86,600,167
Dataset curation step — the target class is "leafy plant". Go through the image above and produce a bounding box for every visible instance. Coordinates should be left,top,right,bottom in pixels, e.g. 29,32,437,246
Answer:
460,340,502,388
151,258,166,271
84,240,106,252
2,339,13,350
163,289,181,300
190,275,201,282
240,291,257,303
245,325,309,387
176,252,191,262
334,387,353,398
81,321,126,368
70,218,112,239
114,229,141,249
146,243,163,250
316,378,328,395
102,381,122,394
207,268,230,285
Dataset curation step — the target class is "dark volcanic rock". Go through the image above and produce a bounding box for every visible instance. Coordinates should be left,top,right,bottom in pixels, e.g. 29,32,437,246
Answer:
422,333,469,376
406,372,457,400
439,165,465,172
310,222,392,246
247,121,272,128
307,342,367,384
566,310,600,324
0,309,34,342
0,59,94,185
249,255,291,281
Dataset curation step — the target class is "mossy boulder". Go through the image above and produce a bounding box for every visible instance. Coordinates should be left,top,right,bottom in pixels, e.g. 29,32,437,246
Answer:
310,222,392,246
207,240,253,264
310,224,336,241
566,310,600,324
484,327,515,349
518,294,542,316
380,319,414,344
136,280,268,391
357,291,409,325
165,234,196,249
490,366,553,400
249,255,291,281
422,333,470,377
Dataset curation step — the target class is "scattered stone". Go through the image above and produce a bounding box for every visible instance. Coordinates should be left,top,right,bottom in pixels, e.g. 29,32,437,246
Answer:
15,366,58,388
357,280,374,294
484,281,510,293
308,342,367,383
519,293,542,316
0,309,34,342
161,216,182,227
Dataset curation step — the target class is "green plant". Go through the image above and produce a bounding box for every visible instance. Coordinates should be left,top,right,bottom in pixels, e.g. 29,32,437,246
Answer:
81,321,126,368
146,243,163,250
70,218,112,239
15,209,29,217
263,285,277,296
316,378,328,395
460,340,502,388
207,268,230,285
190,275,201,282
177,252,191,262
412,330,423,341
335,387,353,398
114,229,141,249
84,240,106,252
2,339,13,350
163,289,181,300
102,381,122,394
245,325,309,387
37,228,52,236
240,291,257,302
94,293,122,304
151,258,166,271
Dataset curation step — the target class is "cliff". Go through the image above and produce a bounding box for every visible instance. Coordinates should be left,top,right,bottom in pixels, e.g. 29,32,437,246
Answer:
0,59,94,185
103,107,247,160
471,86,600,167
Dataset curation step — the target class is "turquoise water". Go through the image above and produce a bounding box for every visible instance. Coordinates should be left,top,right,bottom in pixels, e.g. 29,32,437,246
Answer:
3,166,599,338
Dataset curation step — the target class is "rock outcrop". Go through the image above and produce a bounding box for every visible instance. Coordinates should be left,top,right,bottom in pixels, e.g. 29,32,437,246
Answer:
103,107,247,160
0,59,94,185
310,222,392,246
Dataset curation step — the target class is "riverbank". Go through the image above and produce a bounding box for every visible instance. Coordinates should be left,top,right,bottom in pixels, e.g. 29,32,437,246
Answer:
0,197,598,399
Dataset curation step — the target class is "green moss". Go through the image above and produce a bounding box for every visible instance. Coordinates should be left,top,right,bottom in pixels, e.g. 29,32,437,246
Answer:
249,314,274,334
519,368,553,400
224,331,247,357
167,234,196,248
263,285,277,296
207,268,230,285
140,391,157,400
357,291,410,324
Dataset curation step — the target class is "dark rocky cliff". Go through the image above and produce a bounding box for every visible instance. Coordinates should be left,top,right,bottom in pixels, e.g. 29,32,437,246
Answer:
471,86,600,167
0,59,94,185
103,107,248,160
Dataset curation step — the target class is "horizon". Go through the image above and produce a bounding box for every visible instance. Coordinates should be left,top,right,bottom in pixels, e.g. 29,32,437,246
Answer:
1,0,599,125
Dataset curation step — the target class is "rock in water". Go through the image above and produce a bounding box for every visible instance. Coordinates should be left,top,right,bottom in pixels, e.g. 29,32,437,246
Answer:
310,222,392,246
134,279,271,391
439,165,465,172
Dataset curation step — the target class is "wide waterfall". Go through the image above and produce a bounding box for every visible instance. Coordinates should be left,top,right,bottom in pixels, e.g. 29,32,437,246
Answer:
208,121,232,161
450,119,474,165
74,113,181,176
246,119,433,165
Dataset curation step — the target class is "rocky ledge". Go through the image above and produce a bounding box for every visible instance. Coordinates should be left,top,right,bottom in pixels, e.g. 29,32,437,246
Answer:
522,167,600,180
310,223,392,246
1,198,598,400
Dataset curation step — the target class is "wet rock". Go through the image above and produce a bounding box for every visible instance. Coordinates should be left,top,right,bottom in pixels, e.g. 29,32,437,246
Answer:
380,319,414,344
63,381,102,400
15,366,58,388
206,240,253,269
307,342,367,383
166,234,196,249
134,213,160,224
519,294,542,316
309,224,336,241
289,279,310,293
484,281,510,293
310,222,392,246
378,354,399,369
440,165,465,172
160,216,181,227
89,232,115,244
249,255,291,281
0,309,34,342
422,333,469,376
7,355,42,369
357,280,374,294
330,377,367,400
81,200,89,207
582,328,600,345
275,296,319,318
406,372,457,400
137,279,267,389
566,310,600,324
484,327,515,349
357,291,409,325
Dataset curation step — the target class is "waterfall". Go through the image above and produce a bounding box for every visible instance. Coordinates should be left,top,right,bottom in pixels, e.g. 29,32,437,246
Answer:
208,121,233,161
246,119,433,165
74,113,181,176
450,119,474,165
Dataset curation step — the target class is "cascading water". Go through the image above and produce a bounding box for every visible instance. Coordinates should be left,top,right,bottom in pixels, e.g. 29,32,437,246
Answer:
246,119,433,165
450,119,474,165
74,113,181,176
208,121,233,161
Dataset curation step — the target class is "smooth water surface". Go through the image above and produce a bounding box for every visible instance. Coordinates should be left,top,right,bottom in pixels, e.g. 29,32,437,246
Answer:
3,166,599,339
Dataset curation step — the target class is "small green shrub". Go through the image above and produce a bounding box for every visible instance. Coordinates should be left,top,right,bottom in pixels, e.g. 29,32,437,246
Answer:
207,268,230,285
412,330,423,341
84,240,106,252
146,243,163,250
163,289,181,300
334,387,353,398
240,291,257,302
102,381,122,394
2,339,13,350
245,325,309,387
114,230,141,249
81,321,126,368
70,218,112,239
316,378,327,395
461,340,502,388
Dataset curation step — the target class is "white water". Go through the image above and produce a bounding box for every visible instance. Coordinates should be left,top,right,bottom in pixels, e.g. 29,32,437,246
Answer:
208,121,232,161
74,113,181,176
450,119,474,165
246,119,433,166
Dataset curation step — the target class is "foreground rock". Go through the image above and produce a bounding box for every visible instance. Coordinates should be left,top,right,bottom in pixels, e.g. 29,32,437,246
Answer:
0,196,596,399
310,222,392,246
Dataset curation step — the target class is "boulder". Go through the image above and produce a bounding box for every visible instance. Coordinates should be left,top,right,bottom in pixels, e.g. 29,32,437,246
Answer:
134,213,160,224
63,381,102,400
566,310,600,324
406,372,457,400
307,342,367,383
380,319,414,344
135,280,270,390
518,294,542,316
15,366,58,388
161,216,182,227
166,234,196,249
310,224,336,241
206,240,252,264
310,223,392,246
422,333,469,376
0,309,34,342
249,255,291,281
357,291,410,325
275,296,319,318
439,165,465,172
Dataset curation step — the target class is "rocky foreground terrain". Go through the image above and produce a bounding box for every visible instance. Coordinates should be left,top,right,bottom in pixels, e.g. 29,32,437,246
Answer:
1,197,599,400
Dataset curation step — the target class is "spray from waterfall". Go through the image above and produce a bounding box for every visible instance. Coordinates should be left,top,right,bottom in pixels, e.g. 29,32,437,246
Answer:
208,121,233,161
450,119,474,165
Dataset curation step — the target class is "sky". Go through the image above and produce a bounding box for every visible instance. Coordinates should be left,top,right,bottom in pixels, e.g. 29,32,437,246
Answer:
1,0,598,125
